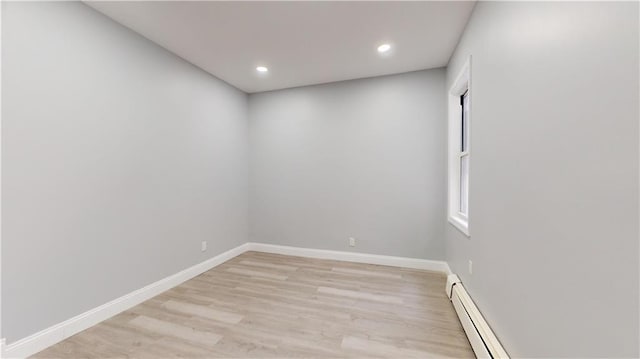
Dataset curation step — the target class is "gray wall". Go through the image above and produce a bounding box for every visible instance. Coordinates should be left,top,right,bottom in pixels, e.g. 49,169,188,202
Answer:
2,2,248,342
446,2,639,357
5,1,637,355
249,70,446,259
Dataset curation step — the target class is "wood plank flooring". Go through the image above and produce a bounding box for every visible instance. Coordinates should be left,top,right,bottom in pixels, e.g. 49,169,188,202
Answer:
33,251,474,358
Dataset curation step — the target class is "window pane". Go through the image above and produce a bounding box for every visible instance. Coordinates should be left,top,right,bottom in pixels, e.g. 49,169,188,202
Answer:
460,155,469,215
461,90,469,152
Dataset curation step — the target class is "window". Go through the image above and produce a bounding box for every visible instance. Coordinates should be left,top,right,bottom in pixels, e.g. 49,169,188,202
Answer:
448,58,471,236
459,90,469,216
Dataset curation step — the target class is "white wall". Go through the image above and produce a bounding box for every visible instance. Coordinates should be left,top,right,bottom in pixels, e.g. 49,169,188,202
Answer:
2,2,248,343
446,2,639,357
249,70,446,259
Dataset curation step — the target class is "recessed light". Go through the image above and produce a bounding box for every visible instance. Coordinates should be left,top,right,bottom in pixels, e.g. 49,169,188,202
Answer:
256,66,268,73
377,44,391,53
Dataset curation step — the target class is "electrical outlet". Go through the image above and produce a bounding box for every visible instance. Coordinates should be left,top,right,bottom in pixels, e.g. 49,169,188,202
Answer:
201,241,207,252
349,237,356,247
468,260,473,275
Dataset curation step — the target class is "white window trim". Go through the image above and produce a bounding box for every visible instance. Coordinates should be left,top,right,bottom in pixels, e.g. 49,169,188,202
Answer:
448,57,471,237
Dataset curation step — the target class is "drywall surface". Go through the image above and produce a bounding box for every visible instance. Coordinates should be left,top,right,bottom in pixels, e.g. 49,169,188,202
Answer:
446,2,639,357
249,70,446,259
2,2,248,342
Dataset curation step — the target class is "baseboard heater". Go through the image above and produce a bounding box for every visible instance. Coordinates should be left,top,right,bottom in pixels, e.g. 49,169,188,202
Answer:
446,275,509,359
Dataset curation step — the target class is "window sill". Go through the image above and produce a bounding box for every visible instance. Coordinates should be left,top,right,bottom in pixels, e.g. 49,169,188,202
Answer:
448,215,470,237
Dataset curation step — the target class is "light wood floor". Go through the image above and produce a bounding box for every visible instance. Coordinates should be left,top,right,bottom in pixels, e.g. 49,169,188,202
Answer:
33,251,474,358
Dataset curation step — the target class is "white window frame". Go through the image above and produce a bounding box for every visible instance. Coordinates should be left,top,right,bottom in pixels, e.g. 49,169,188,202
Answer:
448,57,471,237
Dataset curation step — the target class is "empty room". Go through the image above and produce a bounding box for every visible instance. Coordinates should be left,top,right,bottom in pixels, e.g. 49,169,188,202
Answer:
1,1,639,358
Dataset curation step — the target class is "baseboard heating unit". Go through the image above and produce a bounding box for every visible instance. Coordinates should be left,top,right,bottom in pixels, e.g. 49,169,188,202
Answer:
446,275,509,359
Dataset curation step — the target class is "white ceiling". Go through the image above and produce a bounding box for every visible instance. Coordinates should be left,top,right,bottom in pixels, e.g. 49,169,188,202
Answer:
87,1,475,93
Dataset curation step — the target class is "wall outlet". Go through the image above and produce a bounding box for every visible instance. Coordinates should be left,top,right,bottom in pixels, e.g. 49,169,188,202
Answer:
349,237,356,247
468,260,473,275
201,241,207,252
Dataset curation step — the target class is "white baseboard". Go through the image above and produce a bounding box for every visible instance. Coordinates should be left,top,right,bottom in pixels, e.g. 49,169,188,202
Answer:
4,242,449,358
448,275,509,358
246,242,451,274
3,243,250,359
